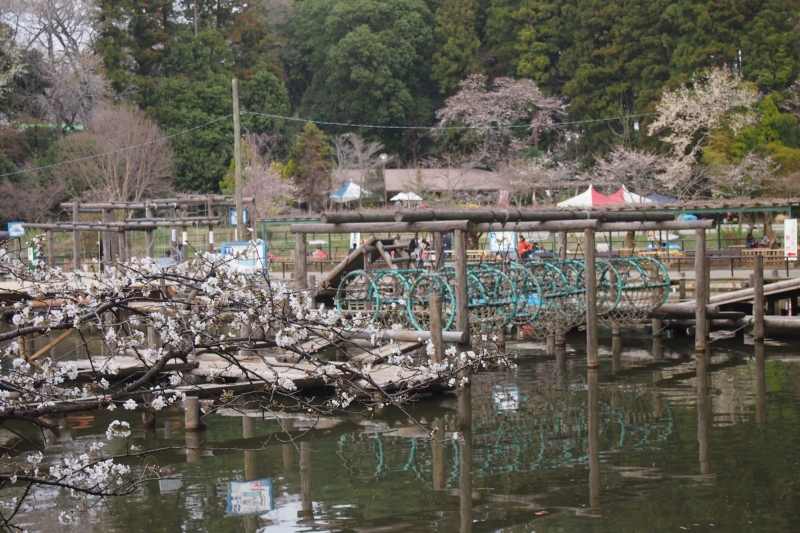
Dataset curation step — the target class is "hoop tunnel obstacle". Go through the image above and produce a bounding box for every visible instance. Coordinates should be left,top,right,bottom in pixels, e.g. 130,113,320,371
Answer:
334,258,670,335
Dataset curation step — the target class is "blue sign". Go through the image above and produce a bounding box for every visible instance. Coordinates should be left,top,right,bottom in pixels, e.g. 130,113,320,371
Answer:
229,209,249,226
7,222,25,238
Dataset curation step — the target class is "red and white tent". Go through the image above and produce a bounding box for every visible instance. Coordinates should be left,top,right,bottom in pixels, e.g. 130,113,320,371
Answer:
557,185,623,208
608,185,653,204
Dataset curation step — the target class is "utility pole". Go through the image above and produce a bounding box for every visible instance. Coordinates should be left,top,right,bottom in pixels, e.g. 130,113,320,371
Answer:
193,0,198,37
232,78,244,242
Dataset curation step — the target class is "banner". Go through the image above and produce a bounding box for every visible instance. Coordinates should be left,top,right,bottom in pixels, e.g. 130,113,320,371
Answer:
785,218,797,260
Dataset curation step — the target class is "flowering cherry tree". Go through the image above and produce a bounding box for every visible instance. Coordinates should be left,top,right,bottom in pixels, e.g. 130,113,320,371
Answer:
0,237,509,528
648,67,760,189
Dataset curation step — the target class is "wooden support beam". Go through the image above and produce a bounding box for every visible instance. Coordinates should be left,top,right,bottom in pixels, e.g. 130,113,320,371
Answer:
695,228,708,352
60,196,253,210
24,220,222,232
474,220,599,232
429,294,444,363
374,241,396,269
454,229,469,349
145,207,154,258
394,209,675,223
754,254,765,342
597,219,716,231
558,231,567,260
289,221,474,234
320,212,396,224
72,203,80,271
295,233,307,289
585,229,598,368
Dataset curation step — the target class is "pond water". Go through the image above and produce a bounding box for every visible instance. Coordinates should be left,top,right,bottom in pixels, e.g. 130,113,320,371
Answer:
12,332,800,533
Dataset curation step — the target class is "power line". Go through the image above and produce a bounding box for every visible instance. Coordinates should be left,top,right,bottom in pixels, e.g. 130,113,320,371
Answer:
0,115,233,179
0,110,656,179
244,111,658,130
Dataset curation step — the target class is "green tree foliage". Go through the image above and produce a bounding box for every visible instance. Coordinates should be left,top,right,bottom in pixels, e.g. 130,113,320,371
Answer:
484,0,563,84
290,0,435,126
431,0,482,94
704,96,800,174
285,123,331,212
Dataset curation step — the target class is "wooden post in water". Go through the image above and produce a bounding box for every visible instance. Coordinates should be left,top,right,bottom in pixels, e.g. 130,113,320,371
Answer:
72,202,81,271
584,229,598,368
142,410,156,428
754,254,765,342
300,442,313,519
679,272,686,301
694,229,707,352
454,229,470,350
184,396,203,431
295,232,307,289
429,294,444,363
496,326,506,352
243,416,257,479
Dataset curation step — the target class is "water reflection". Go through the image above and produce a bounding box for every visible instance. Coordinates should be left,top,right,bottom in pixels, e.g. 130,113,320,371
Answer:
587,369,600,510
14,335,800,532
458,387,472,533
755,342,766,426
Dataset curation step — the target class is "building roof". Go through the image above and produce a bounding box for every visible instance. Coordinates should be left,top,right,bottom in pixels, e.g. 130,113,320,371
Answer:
339,168,504,193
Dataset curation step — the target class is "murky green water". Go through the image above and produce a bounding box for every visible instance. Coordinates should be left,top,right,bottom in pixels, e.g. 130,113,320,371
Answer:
13,333,800,532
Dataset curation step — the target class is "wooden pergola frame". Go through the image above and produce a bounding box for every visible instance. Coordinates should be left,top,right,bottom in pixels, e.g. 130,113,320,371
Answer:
291,210,715,367
23,195,253,269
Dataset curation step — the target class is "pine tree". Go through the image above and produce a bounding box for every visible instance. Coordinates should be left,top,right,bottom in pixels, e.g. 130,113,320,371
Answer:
431,0,483,94
286,123,332,212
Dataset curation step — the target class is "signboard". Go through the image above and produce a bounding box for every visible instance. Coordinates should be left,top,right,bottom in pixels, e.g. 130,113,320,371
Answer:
498,190,509,206
226,478,274,516
220,240,268,274
153,257,178,270
492,384,520,411
488,231,517,253
349,232,361,250
785,218,797,260
7,222,25,238
229,209,249,226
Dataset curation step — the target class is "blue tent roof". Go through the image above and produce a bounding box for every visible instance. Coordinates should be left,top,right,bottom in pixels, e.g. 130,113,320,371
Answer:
646,194,679,203
330,181,368,203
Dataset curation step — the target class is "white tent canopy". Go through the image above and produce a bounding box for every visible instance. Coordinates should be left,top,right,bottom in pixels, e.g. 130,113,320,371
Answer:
557,185,621,208
390,191,423,201
610,185,653,204
330,181,369,204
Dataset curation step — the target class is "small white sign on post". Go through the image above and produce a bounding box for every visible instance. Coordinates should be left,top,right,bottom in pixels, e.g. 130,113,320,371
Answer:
785,218,797,261
350,232,361,250
489,231,517,253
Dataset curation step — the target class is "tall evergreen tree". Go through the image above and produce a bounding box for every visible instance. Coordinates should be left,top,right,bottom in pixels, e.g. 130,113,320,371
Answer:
285,123,331,212
431,0,483,94
290,0,435,126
